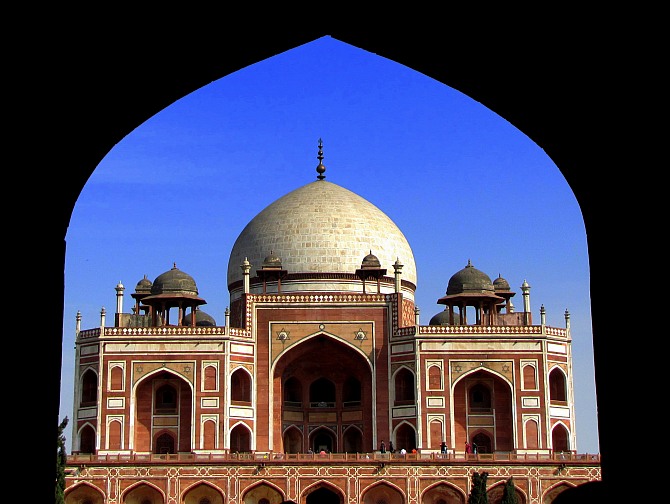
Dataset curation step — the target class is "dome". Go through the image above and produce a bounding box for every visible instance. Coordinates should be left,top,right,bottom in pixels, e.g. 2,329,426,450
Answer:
135,274,152,294
446,260,494,295
227,179,417,294
360,251,382,269
183,310,217,326
261,251,283,269
493,274,511,292
429,309,460,326
151,263,199,296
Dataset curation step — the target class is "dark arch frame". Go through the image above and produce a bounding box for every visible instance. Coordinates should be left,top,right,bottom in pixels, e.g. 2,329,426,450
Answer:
26,19,642,502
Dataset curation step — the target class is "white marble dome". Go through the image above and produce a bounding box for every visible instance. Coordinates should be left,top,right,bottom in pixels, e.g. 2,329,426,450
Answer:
227,179,417,298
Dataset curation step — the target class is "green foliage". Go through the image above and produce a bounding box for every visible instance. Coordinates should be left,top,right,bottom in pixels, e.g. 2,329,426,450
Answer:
468,471,489,504
501,476,519,504
56,416,69,504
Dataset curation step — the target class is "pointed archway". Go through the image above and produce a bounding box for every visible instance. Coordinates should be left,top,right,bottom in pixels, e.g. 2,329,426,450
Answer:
273,334,373,453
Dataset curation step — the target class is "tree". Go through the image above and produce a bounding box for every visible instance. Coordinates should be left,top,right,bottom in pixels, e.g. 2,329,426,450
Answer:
468,471,489,504
501,476,519,504
56,416,69,504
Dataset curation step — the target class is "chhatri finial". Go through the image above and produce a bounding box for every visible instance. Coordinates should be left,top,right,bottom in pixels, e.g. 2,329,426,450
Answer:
316,138,326,180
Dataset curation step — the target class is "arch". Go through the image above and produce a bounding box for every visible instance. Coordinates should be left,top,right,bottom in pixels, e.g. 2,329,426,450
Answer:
522,363,537,390
108,418,123,450
78,423,96,454
469,382,492,412
230,422,252,452
202,418,217,450
121,480,166,504
155,383,178,413
282,425,303,454
310,425,337,453
283,376,302,404
133,369,194,453
393,366,416,404
309,377,336,405
421,481,467,504
472,431,492,454
242,481,286,504
487,479,527,504
393,421,417,453
360,480,405,504
80,368,98,406
273,333,375,451
452,368,515,452
342,375,362,404
203,364,217,391
271,332,374,377
181,480,225,504
154,430,176,454
542,481,577,503
302,480,344,504
524,418,540,449
342,424,363,453
429,418,444,451
231,367,252,404
26,25,627,504
428,364,442,390
64,481,106,504
549,366,568,402
110,364,124,391
551,421,571,452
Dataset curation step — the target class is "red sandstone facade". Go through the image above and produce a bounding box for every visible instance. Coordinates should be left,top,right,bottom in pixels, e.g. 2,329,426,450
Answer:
64,169,600,503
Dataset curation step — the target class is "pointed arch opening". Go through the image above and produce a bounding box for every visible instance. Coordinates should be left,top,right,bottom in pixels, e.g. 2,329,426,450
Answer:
231,367,252,405
552,422,570,452
273,334,374,453
282,425,303,454
393,367,415,405
394,422,417,453
549,367,568,403
230,422,252,453
134,370,193,453
453,369,514,452
78,423,96,454
80,368,98,407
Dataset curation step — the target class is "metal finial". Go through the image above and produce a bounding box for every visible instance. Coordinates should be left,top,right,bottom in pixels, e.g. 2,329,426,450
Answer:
316,138,326,180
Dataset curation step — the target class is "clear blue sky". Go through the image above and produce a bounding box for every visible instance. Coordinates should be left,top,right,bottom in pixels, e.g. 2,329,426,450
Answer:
59,36,598,454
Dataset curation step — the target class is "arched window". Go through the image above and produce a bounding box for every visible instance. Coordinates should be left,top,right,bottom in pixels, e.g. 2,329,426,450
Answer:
523,363,537,390
342,376,361,405
395,423,417,453
549,368,567,402
79,424,96,454
469,383,492,412
155,384,177,413
203,365,217,391
343,426,363,453
394,368,415,404
110,365,124,391
230,424,251,452
309,378,335,406
81,369,97,406
231,368,251,404
428,365,442,390
108,420,122,450
552,423,570,452
284,377,302,405
155,432,176,454
525,419,539,449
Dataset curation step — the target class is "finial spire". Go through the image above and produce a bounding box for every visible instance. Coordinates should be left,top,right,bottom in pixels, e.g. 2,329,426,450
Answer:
316,138,326,180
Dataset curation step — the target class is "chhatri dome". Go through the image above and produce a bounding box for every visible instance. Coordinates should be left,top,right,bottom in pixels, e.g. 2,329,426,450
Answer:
227,140,417,301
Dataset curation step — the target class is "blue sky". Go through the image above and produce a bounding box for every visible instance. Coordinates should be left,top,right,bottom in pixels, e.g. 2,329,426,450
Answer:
59,36,598,453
